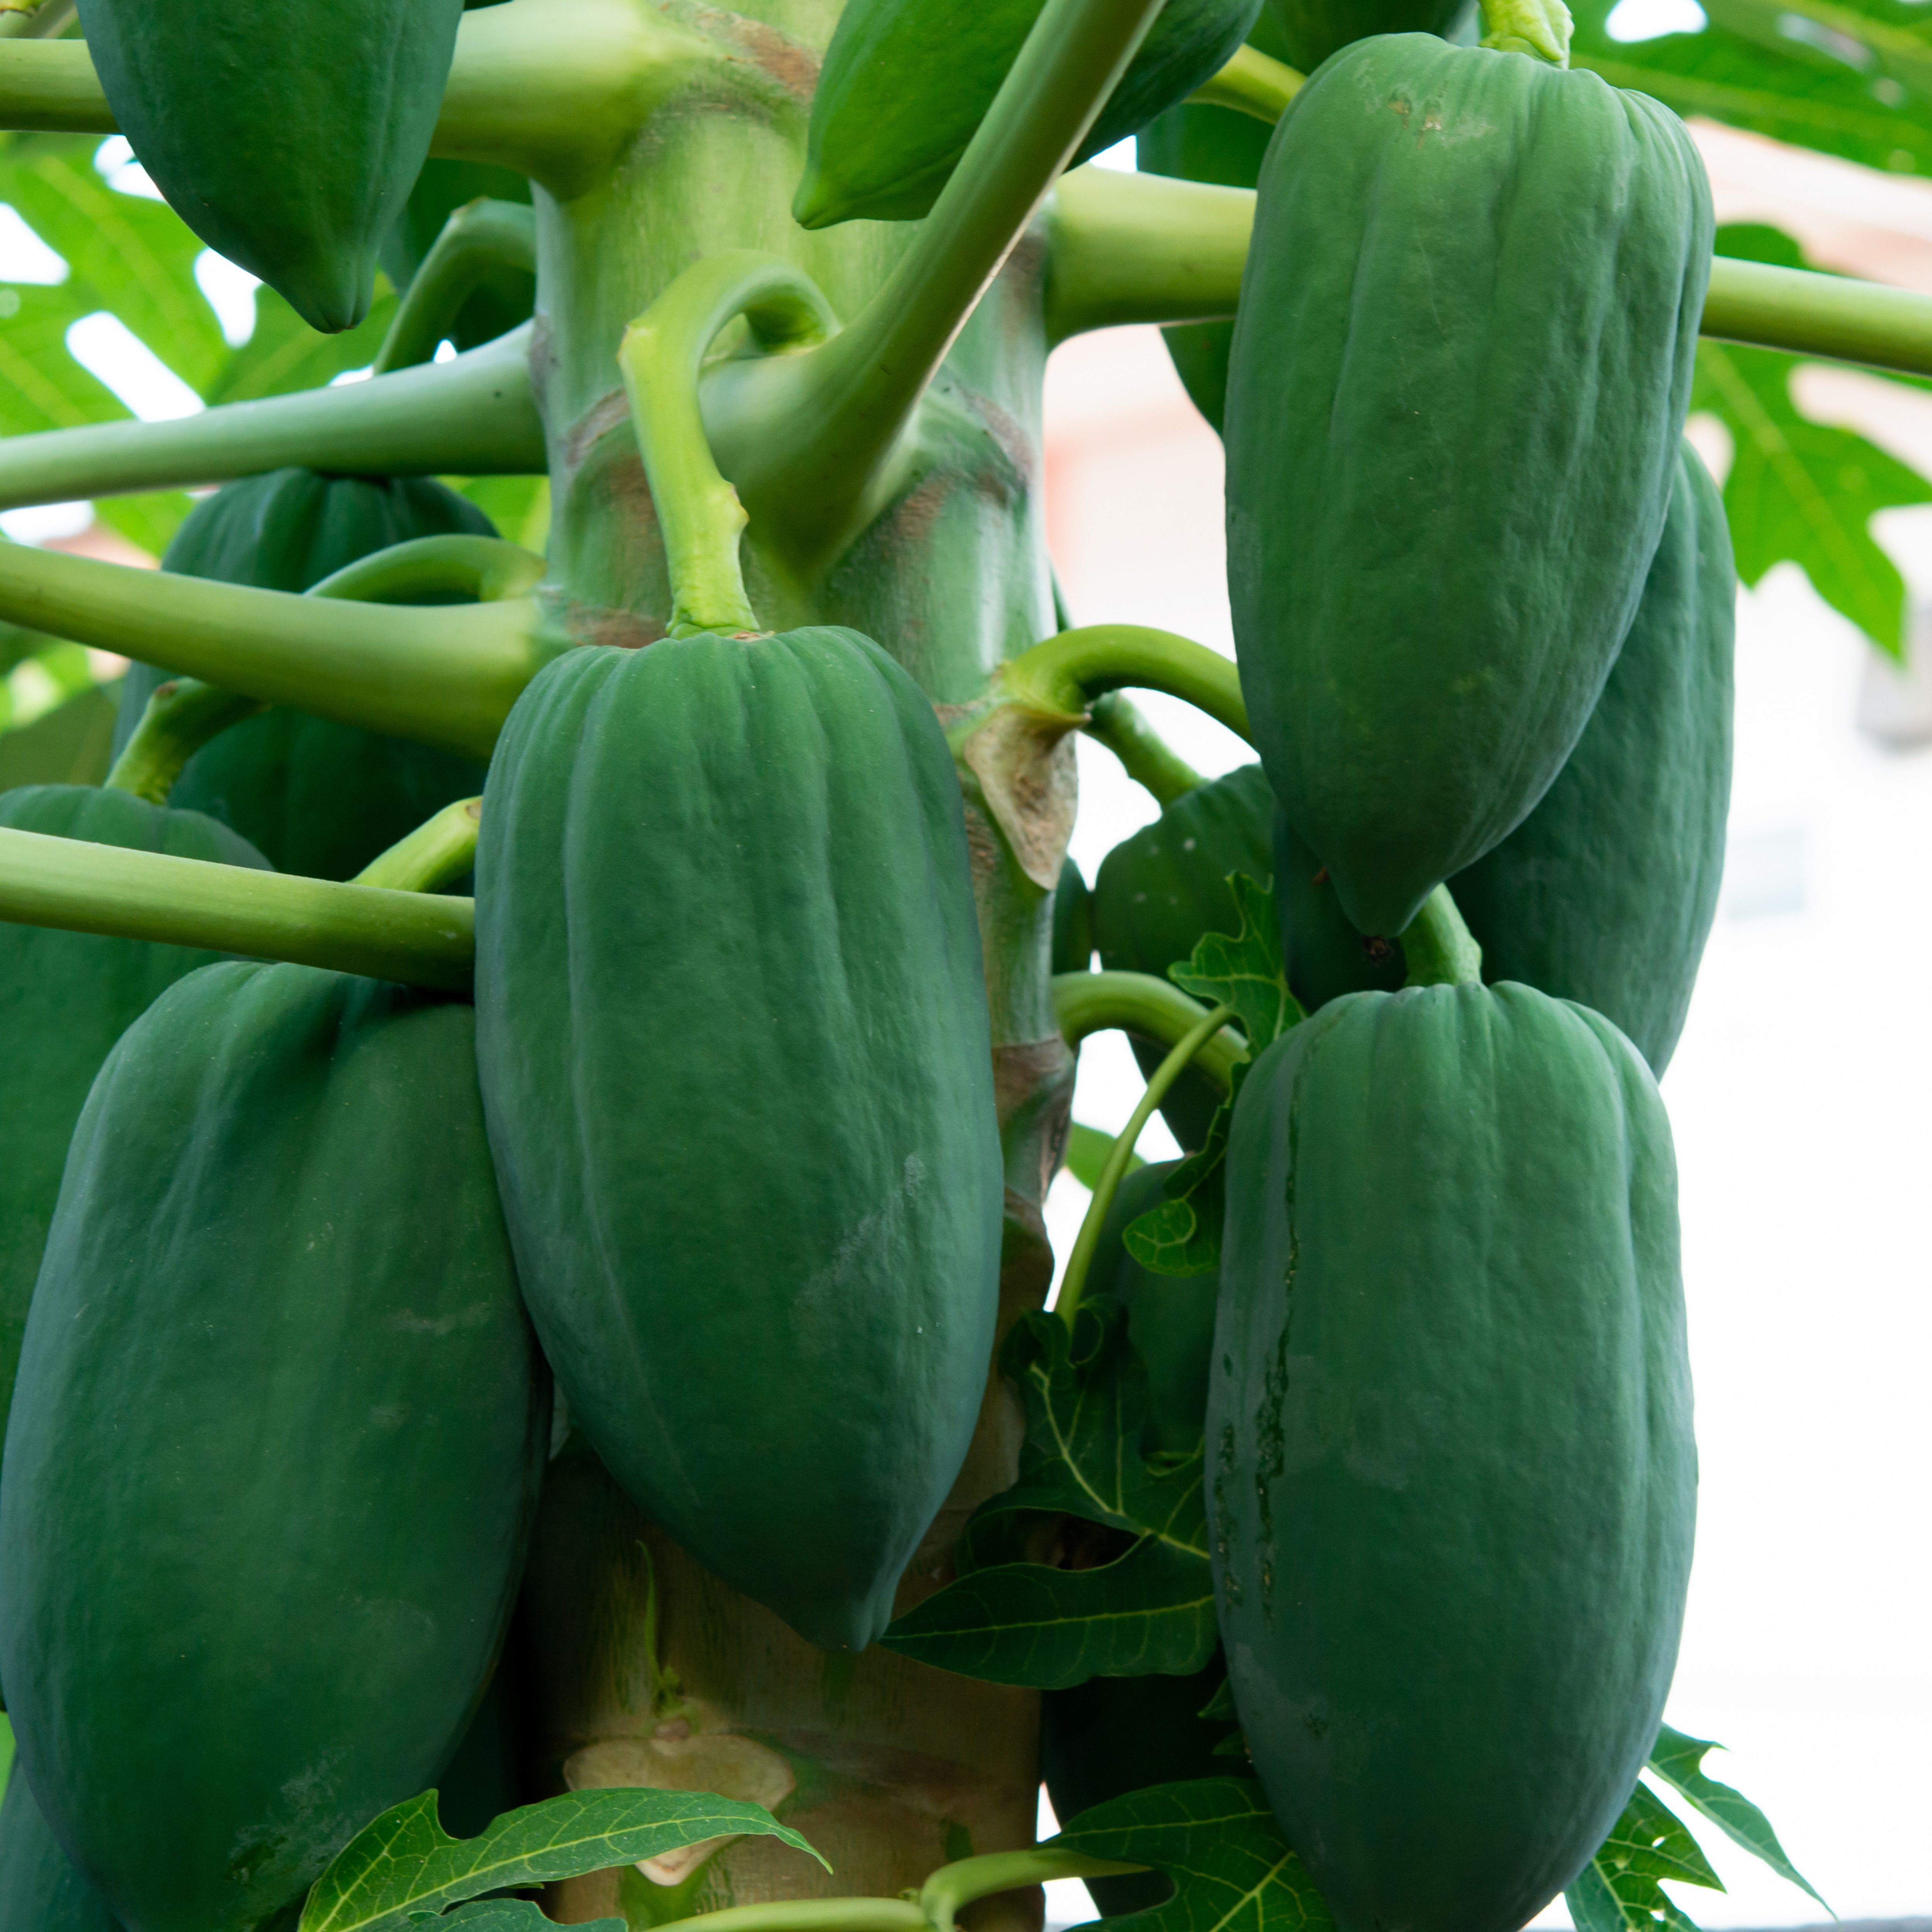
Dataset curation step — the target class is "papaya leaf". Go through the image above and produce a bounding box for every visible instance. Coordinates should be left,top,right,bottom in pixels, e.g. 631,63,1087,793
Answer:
298,1788,827,1932
1648,1724,1831,1911
1168,875,1300,1054
1122,1061,1249,1278
1565,1782,1724,1932
1197,1679,1236,1723
436,1905,622,1932
1048,1778,1334,1932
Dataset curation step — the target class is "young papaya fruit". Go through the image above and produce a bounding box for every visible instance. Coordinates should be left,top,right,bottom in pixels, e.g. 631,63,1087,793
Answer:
0,964,547,1932
1270,810,1407,1011
1225,34,1713,937
476,628,1004,1654
0,1764,120,1932
1052,855,1094,976
796,0,1264,228
112,470,494,881
1451,443,1736,1075
1214,983,1693,1932
0,786,269,1467
1262,0,1468,72
1092,765,1273,1150
74,0,465,332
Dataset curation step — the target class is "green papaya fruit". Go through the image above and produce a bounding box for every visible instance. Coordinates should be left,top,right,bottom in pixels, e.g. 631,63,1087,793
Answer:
0,786,269,1462
382,159,537,354
1214,983,1693,1932
1225,35,1713,937
1051,856,1094,976
1271,810,1406,1010
1451,444,1736,1075
0,1765,121,1932
1263,0,1468,72
1092,765,1273,1151
0,964,546,1932
476,629,1003,1653
74,0,465,332
112,470,494,882
797,0,1265,228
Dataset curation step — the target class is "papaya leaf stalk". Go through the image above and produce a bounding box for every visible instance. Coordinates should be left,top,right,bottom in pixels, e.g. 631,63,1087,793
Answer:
1084,692,1205,805
1187,43,1304,121
374,201,538,376
103,678,265,807
354,798,483,896
1052,969,1249,1090
1003,625,1250,741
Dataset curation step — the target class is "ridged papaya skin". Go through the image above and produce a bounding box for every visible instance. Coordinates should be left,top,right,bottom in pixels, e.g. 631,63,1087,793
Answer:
0,964,546,1932
0,786,268,1463
475,630,1003,1654
1094,766,1273,1151
113,471,493,882
1213,983,1693,1932
1225,36,1713,937
1451,444,1735,1075
796,0,1264,228
1263,0,1467,72
0,1769,120,1932
74,0,464,332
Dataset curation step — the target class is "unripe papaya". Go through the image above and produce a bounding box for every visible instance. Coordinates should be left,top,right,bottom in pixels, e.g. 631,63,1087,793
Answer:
476,629,1003,1653
1270,810,1406,1011
74,0,465,332
0,964,546,1932
0,1767,120,1932
1225,35,1713,937
1052,856,1094,976
797,0,1264,228
0,786,269,1463
1263,0,1468,72
112,470,494,882
1451,444,1736,1075
1093,765,1272,1150
1213,983,1693,1932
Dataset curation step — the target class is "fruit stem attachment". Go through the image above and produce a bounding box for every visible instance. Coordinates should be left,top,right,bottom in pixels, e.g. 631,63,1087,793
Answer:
1052,970,1248,1092
918,1849,1147,1931
354,798,483,895
618,252,838,636
1084,691,1205,805
1401,885,1483,988
1005,626,1250,742
1187,43,1304,122
0,827,475,992
1057,1003,1237,1328
103,679,264,806
1480,0,1573,63
307,536,548,607
374,201,537,376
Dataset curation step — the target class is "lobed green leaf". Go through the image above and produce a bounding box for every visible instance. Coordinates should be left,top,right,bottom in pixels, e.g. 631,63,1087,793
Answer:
1647,1724,1831,1910
1564,1783,1724,1932
1167,875,1299,1054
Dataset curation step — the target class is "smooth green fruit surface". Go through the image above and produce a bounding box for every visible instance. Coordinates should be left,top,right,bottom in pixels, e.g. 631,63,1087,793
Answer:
476,629,1003,1653
0,786,268,1464
1452,444,1736,1075
0,1767,121,1932
75,0,464,331
1263,0,1468,71
112,470,493,881
0,965,546,1932
797,0,1264,227
1213,983,1693,1932
1052,856,1094,976
1270,810,1406,1011
1093,765,1273,1150
1226,36,1713,936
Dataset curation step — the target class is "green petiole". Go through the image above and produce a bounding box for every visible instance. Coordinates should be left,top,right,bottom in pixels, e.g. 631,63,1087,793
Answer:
1053,969,1249,1088
1401,885,1484,988
353,798,483,896
104,679,265,807
1083,691,1205,805
373,199,537,376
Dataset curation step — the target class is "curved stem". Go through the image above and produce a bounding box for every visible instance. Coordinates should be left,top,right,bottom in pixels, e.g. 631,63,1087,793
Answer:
1187,43,1304,122
354,798,483,894
617,251,838,636
705,0,1167,573
373,200,537,376
104,679,264,806
0,327,544,514
920,1849,1146,1931
1084,691,1204,805
1006,626,1250,743
1053,970,1248,1090
1057,1003,1236,1328
1401,884,1482,988
646,1903,927,1932
307,536,548,607
0,827,474,993
0,543,555,760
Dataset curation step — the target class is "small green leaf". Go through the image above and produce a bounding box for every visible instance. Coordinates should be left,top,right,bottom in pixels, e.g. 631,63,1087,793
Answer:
1049,1778,1334,1932
1565,1782,1724,1932
1122,1060,1250,1278
1196,1679,1235,1723
437,1905,622,1932
1065,1121,1143,1192
1648,1724,1831,1912
298,1789,826,1932
1168,875,1300,1052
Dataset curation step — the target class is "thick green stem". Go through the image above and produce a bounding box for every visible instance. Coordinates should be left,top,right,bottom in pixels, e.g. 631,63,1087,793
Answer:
1701,255,1932,378
704,0,1167,573
0,827,474,992
103,679,264,806
0,543,554,759
920,1850,1145,1930
353,798,483,894
0,1,75,42
1084,691,1205,805
618,253,838,635
1053,970,1248,1089
0,328,544,512
1187,43,1304,121
1005,626,1249,742
1056,1002,1236,1328
308,536,548,608
1401,886,1483,988
374,201,538,376
1480,0,1573,61
0,35,109,128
